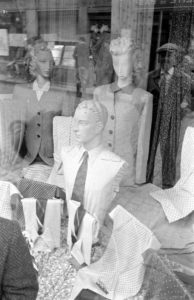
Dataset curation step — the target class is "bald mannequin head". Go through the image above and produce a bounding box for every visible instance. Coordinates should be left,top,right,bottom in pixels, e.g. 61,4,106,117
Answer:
73,100,108,149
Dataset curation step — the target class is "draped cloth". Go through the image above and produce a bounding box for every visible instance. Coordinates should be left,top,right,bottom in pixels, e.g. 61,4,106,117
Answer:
70,205,161,300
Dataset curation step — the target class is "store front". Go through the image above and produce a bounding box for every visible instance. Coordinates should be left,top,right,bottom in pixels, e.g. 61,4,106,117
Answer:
0,1,194,299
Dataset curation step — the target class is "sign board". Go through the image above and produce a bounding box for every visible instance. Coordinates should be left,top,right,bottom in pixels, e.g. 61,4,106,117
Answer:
9,34,27,47
155,0,194,9
0,29,9,56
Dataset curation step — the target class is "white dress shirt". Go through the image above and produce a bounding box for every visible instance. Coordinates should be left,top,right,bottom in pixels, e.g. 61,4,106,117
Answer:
61,144,128,264
32,80,50,101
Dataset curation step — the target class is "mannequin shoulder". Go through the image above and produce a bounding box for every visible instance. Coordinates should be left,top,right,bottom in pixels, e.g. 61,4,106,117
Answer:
61,145,79,158
13,83,32,95
100,149,127,164
133,88,153,103
94,84,111,96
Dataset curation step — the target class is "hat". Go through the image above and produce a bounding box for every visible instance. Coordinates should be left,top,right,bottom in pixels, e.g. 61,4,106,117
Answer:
157,43,179,53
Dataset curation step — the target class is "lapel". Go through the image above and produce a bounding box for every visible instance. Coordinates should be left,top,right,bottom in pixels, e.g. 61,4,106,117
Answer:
152,69,161,91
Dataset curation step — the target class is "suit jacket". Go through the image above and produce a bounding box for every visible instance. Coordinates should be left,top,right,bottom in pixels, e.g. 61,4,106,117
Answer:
12,83,75,166
0,217,38,299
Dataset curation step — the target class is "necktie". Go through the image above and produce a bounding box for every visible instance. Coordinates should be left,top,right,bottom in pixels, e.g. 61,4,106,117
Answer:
71,151,88,238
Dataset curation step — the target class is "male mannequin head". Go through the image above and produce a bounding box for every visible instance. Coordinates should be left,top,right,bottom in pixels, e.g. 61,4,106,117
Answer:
73,100,108,150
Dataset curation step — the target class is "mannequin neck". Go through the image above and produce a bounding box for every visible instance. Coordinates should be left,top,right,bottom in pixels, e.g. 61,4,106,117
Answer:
117,76,133,89
36,74,50,88
82,134,102,151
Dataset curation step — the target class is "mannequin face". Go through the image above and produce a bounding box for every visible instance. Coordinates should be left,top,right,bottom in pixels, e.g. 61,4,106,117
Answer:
36,57,52,78
73,108,101,146
35,50,53,78
112,52,133,81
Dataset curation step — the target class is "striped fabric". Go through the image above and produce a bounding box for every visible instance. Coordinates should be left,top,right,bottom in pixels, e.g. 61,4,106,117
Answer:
22,163,52,183
53,116,76,160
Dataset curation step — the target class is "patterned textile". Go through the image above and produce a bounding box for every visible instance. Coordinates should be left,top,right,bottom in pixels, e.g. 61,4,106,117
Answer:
147,68,190,188
151,126,194,223
72,151,88,237
53,116,76,160
16,178,66,201
70,205,161,300
16,178,66,227
147,10,191,189
0,180,25,230
141,250,193,300
22,163,52,183
0,218,38,300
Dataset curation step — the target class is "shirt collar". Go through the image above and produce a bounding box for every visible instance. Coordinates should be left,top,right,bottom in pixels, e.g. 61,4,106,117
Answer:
32,80,50,93
160,67,174,77
110,81,133,94
79,144,103,164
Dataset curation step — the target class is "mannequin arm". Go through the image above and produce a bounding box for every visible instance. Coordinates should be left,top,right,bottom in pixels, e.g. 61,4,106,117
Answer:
136,92,153,184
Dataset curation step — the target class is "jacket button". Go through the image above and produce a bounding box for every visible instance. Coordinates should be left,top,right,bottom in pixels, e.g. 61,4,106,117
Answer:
110,115,115,120
108,143,112,147
37,123,40,127
37,134,40,138
109,130,113,134
37,112,40,115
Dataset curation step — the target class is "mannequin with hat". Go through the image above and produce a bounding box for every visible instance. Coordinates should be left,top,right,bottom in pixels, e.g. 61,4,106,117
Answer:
94,30,153,186
12,40,75,168
147,43,191,188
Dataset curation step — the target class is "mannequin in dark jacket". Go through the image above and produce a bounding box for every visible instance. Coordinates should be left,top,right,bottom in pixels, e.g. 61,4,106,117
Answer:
12,41,75,167
0,217,38,299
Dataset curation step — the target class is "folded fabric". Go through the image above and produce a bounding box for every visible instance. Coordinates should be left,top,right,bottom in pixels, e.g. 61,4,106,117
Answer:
151,126,194,223
150,183,194,223
71,205,160,300
22,197,61,251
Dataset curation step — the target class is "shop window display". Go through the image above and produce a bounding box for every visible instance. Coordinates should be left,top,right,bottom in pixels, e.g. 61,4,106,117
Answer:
0,1,193,299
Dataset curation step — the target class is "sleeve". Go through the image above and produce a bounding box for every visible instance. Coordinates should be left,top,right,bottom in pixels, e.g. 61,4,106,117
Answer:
2,221,39,300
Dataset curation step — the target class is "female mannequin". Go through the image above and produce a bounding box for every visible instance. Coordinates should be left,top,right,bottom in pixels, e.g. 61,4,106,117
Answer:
94,34,153,186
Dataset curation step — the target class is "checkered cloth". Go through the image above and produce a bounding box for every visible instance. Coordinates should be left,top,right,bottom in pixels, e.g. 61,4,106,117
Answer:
0,180,25,230
142,249,193,300
16,178,66,226
71,205,161,300
151,126,194,223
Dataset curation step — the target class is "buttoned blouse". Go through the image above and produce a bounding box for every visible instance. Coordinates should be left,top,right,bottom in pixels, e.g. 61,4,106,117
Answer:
94,83,153,185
